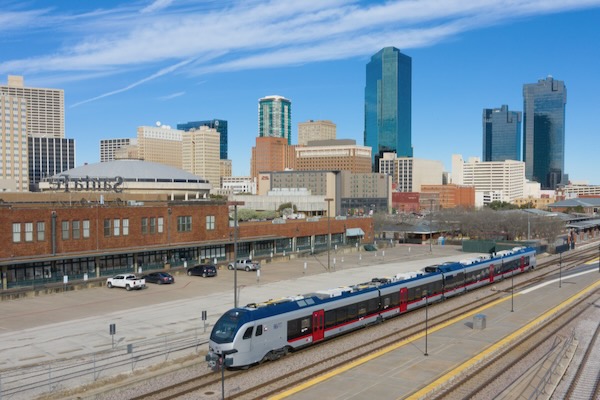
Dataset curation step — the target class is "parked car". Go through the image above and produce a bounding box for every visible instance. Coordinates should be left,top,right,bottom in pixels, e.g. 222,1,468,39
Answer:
227,258,260,271
187,264,217,277
106,274,145,290
141,272,174,285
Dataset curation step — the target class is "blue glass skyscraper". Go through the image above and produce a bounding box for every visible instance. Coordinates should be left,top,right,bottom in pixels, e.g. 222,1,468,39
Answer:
364,47,412,171
523,76,567,189
482,105,522,162
177,119,228,159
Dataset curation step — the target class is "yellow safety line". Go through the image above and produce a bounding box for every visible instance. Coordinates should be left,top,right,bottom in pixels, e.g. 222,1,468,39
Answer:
405,278,600,399
270,289,520,399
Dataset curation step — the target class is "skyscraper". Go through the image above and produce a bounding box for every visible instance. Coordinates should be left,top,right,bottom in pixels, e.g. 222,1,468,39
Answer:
482,105,522,162
258,95,291,144
177,119,228,159
0,94,28,191
298,120,336,145
28,137,75,191
0,75,64,138
523,76,567,190
364,47,412,171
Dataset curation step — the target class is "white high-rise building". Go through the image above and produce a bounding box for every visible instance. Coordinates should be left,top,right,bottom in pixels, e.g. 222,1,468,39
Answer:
0,94,29,191
0,75,64,138
451,154,525,207
379,153,443,192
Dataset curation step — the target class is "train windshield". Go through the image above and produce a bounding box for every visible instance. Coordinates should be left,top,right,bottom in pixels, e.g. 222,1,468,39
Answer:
210,309,248,344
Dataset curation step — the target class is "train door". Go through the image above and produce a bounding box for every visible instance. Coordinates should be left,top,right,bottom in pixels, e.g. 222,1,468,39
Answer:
520,256,525,272
399,287,408,313
489,264,495,283
312,310,325,342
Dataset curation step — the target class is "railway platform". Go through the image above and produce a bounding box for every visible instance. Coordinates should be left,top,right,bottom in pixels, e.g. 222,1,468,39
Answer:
274,244,600,400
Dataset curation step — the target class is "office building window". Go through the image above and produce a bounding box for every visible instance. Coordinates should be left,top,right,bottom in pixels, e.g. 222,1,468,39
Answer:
37,221,45,241
104,219,111,237
123,219,129,236
113,219,120,236
72,220,81,239
141,217,148,234
25,222,33,242
62,221,70,240
158,217,164,233
206,215,215,230
83,220,90,238
177,216,192,232
12,223,21,243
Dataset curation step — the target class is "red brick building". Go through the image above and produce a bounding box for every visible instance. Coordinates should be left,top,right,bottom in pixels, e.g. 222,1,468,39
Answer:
0,199,372,290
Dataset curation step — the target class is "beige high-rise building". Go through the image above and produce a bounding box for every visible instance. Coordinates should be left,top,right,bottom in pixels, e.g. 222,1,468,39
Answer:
100,138,138,162
0,75,64,138
137,125,183,169
298,120,336,145
295,139,371,173
182,126,220,188
0,94,29,191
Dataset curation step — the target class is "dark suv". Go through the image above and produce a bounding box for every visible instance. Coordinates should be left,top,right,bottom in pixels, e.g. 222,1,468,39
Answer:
187,264,217,278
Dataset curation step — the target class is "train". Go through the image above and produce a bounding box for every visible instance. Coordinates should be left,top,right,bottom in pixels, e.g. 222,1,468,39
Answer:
207,246,536,368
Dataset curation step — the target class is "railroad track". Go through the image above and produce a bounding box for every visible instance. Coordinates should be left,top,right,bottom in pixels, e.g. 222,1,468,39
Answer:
425,288,599,399
79,247,600,400
563,310,600,400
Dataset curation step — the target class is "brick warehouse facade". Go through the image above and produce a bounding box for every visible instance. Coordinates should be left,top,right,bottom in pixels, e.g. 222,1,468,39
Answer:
0,200,373,290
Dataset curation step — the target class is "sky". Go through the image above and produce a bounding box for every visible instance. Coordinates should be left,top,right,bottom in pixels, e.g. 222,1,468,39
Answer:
1,0,600,184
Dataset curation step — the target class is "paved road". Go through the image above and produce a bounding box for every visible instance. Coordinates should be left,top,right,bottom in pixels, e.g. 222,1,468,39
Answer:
0,244,469,371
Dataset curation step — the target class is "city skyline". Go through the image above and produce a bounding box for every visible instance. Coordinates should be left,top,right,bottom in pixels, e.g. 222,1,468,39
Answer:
1,1,600,184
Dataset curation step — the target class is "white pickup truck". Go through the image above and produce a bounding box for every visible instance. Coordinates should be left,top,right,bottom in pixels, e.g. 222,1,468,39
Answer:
106,274,146,291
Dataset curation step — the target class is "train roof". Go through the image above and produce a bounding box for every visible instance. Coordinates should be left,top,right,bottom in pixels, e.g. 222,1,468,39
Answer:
234,246,534,318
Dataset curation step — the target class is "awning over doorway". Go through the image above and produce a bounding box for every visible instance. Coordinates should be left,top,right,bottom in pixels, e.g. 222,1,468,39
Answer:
346,228,365,237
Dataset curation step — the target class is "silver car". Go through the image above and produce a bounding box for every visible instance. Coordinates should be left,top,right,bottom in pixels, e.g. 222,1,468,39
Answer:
227,258,260,271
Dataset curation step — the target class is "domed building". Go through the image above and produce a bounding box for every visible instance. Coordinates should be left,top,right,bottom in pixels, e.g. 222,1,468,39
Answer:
37,159,212,200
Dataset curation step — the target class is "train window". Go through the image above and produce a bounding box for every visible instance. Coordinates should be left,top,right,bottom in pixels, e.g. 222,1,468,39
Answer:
367,298,379,314
301,317,310,332
391,292,399,307
256,325,263,336
336,308,347,324
383,296,391,309
347,303,358,320
325,310,336,328
358,302,367,317
243,327,253,340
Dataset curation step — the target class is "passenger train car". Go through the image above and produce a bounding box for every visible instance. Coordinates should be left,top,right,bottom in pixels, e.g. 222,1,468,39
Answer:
207,246,536,368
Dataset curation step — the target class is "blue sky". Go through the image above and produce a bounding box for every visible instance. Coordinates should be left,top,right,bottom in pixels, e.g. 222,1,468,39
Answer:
2,0,600,184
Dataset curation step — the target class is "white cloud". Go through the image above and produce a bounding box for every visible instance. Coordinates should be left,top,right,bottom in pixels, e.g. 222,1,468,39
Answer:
5,0,599,105
158,91,185,100
140,0,176,14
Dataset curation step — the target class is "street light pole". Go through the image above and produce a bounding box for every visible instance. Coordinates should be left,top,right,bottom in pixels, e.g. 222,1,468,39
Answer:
228,201,244,308
559,251,562,288
325,198,333,273
424,291,429,356
429,199,434,252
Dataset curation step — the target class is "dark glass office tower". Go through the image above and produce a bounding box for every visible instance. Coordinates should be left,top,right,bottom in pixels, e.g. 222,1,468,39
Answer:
523,76,567,189
364,47,412,171
177,119,228,159
28,137,75,191
482,105,522,162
